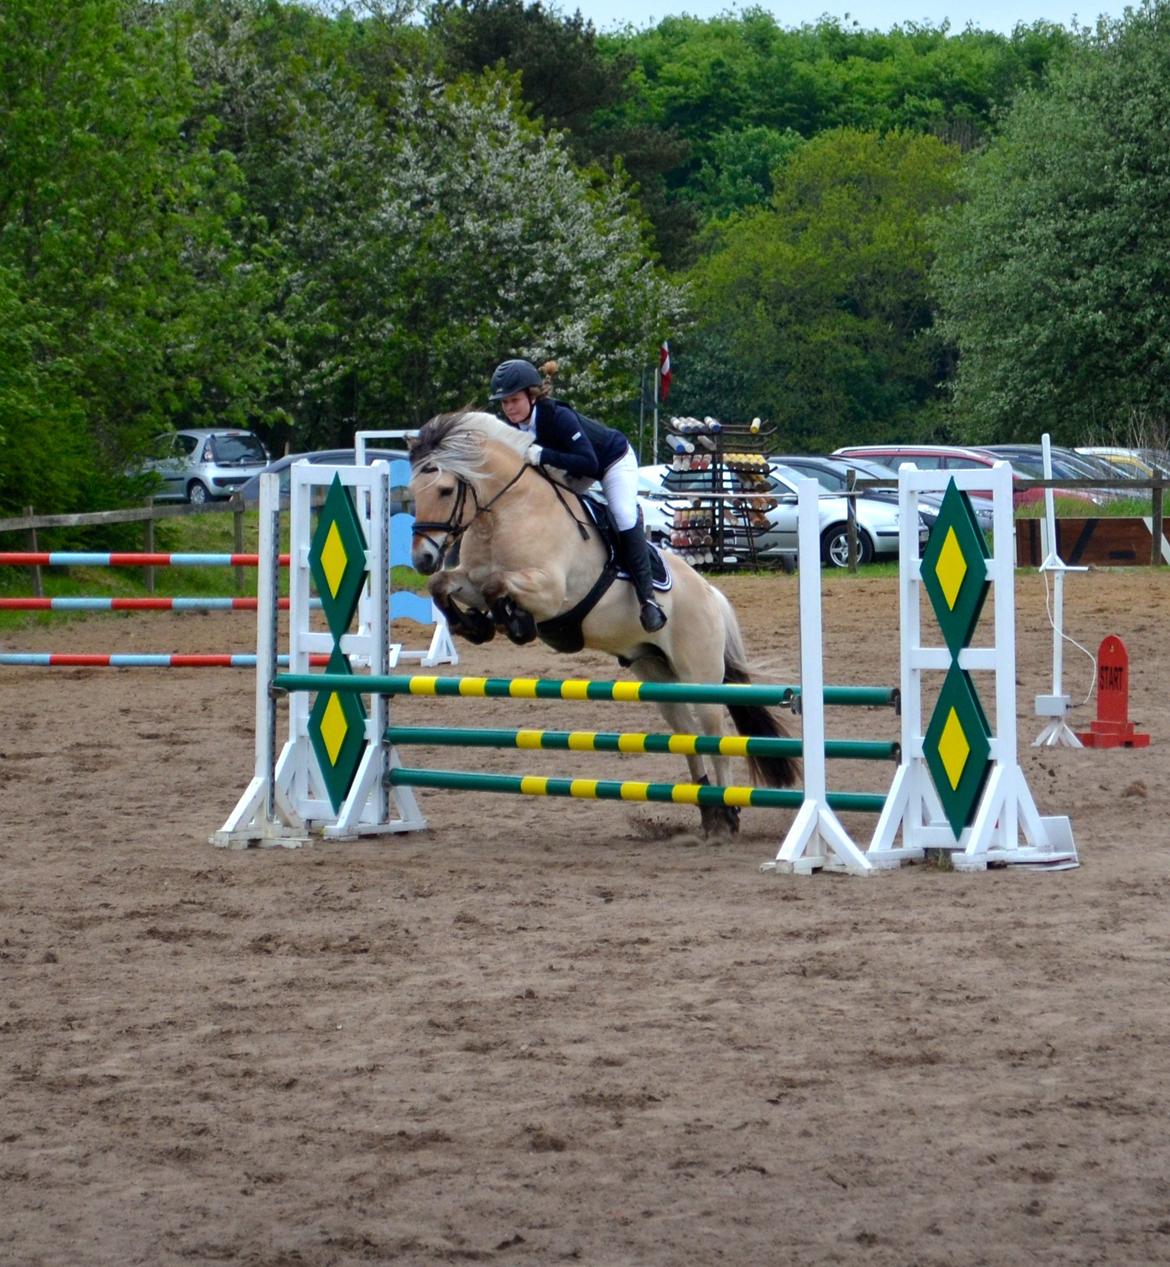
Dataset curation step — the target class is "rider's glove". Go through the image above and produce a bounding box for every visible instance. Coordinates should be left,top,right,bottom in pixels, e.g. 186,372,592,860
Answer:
525,443,544,466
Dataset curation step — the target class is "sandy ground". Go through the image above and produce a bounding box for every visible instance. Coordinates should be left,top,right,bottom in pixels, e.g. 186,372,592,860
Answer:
2,566,1170,1267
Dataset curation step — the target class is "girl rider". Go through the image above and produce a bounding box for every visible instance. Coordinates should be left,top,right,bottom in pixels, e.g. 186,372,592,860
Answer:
489,358,667,633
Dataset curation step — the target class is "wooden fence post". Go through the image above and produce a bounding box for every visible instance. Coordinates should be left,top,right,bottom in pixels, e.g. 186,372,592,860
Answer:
25,506,43,597
143,500,156,593
233,499,246,593
1152,476,1165,567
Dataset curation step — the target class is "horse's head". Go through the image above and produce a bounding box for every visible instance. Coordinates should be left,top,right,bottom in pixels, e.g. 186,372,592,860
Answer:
408,410,529,574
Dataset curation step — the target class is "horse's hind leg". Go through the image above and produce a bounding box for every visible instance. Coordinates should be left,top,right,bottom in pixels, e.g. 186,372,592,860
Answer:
630,650,739,838
657,697,740,838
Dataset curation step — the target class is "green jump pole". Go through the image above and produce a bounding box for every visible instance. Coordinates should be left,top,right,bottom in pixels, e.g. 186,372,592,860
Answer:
274,672,897,709
385,725,898,762
385,767,889,815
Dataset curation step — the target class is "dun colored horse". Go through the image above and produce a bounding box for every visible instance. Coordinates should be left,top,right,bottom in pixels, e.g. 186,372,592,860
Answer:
408,410,798,834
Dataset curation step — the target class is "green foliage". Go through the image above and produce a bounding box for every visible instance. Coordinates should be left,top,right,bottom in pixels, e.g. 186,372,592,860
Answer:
933,4,1170,444
614,13,1070,223
685,126,805,220
426,0,699,261
677,129,961,449
0,0,277,513
367,72,686,425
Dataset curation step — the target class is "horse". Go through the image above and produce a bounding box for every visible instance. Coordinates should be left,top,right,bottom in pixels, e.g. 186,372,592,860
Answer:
407,409,799,836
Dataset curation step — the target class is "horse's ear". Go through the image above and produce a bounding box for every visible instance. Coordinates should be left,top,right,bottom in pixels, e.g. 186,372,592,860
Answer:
406,434,420,454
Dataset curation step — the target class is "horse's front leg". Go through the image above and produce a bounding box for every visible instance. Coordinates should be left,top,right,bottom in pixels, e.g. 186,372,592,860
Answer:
482,568,564,646
429,570,495,645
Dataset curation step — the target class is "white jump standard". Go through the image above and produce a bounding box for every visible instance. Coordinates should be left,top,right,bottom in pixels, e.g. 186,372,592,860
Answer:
766,464,1077,874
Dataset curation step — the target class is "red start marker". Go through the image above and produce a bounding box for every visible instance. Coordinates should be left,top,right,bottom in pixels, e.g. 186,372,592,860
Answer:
1076,634,1150,748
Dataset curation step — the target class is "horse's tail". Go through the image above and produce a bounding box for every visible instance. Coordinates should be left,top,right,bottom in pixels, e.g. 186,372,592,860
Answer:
715,589,801,789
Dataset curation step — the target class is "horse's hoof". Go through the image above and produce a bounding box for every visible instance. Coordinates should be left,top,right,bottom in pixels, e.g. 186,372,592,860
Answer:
699,802,740,838
492,597,537,645
460,609,497,644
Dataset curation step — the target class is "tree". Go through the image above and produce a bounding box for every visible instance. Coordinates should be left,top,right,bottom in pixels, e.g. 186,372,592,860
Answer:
365,72,687,426
426,0,697,261
677,128,960,447
932,4,1170,444
0,0,276,512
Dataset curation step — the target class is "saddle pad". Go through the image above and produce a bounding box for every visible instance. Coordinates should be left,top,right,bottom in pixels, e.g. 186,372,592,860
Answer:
579,495,672,592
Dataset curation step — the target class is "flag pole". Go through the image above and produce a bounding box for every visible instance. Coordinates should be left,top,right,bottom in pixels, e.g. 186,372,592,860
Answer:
638,366,647,463
652,364,660,464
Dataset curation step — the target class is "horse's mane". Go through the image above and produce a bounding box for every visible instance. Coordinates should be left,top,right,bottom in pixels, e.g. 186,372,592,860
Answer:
411,410,530,490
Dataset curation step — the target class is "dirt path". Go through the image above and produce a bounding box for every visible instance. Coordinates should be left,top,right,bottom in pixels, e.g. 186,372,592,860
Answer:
2,568,1169,1266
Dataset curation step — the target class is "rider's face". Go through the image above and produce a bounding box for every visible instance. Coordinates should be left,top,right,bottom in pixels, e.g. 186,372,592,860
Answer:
499,390,532,425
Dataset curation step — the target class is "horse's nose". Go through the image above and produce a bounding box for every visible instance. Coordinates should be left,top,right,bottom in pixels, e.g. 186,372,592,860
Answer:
412,540,439,575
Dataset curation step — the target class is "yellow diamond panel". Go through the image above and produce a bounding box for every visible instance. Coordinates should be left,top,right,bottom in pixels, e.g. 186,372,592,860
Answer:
938,707,971,791
320,693,351,766
319,523,349,600
935,527,968,612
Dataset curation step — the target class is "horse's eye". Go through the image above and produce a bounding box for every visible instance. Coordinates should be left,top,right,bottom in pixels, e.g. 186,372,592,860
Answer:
421,463,438,474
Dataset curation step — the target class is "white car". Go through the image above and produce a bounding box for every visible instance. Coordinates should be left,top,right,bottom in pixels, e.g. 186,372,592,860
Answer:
638,462,926,567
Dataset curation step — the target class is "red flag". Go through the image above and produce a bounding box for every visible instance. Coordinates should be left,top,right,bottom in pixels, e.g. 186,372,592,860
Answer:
659,341,671,401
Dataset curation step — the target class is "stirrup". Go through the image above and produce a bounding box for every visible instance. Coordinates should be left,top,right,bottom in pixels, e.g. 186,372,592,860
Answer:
639,600,667,633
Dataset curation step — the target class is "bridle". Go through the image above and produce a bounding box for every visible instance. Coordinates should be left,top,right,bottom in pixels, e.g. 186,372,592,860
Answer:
412,457,591,568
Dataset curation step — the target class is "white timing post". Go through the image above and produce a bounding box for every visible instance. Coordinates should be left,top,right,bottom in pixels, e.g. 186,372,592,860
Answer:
765,480,877,875
1033,432,1085,748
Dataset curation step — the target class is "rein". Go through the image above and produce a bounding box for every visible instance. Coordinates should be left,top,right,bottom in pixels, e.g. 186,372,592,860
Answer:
412,458,590,566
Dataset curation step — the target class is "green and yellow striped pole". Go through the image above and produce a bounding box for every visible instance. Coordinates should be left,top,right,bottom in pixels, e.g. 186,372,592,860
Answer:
386,767,888,814
274,672,897,709
385,725,897,762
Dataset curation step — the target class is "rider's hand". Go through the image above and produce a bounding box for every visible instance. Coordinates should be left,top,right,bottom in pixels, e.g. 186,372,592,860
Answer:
525,443,543,466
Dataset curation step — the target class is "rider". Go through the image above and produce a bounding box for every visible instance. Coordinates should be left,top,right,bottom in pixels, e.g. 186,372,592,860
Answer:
489,357,667,633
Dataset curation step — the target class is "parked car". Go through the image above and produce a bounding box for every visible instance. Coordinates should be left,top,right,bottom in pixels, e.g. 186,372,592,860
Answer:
237,448,412,508
831,443,1100,508
1077,446,1170,480
139,428,270,504
638,462,927,567
770,453,995,534
980,444,1117,501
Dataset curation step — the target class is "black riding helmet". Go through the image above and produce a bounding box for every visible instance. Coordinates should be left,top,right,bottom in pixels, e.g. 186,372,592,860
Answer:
489,358,543,401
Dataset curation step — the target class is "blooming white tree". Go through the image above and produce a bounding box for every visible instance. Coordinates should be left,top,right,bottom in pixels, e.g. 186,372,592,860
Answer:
367,73,687,425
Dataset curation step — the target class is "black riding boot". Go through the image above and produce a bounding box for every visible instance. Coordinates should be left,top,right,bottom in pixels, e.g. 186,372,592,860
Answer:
619,524,667,633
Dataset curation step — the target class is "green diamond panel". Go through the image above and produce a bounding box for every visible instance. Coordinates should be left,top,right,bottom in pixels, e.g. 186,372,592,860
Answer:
923,662,992,839
309,474,369,642
920,480,990,658
308,647,369,812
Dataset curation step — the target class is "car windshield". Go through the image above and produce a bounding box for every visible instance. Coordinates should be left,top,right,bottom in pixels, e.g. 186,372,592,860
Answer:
775,463,837,491
211,434,267,464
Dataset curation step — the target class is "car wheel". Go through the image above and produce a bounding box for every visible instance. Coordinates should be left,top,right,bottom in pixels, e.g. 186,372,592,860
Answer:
821,523,873,568
187,480,210,505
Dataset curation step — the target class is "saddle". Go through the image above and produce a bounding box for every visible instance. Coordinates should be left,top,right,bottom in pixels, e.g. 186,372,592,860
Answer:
535,493,672,653
579,494,672,589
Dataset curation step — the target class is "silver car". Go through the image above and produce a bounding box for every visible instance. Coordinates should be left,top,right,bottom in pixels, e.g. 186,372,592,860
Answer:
638,463,926,567
237,448,411,509
142,428,269,504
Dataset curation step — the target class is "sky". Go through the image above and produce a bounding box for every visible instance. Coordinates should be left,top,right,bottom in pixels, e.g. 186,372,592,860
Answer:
570,0,1124,35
